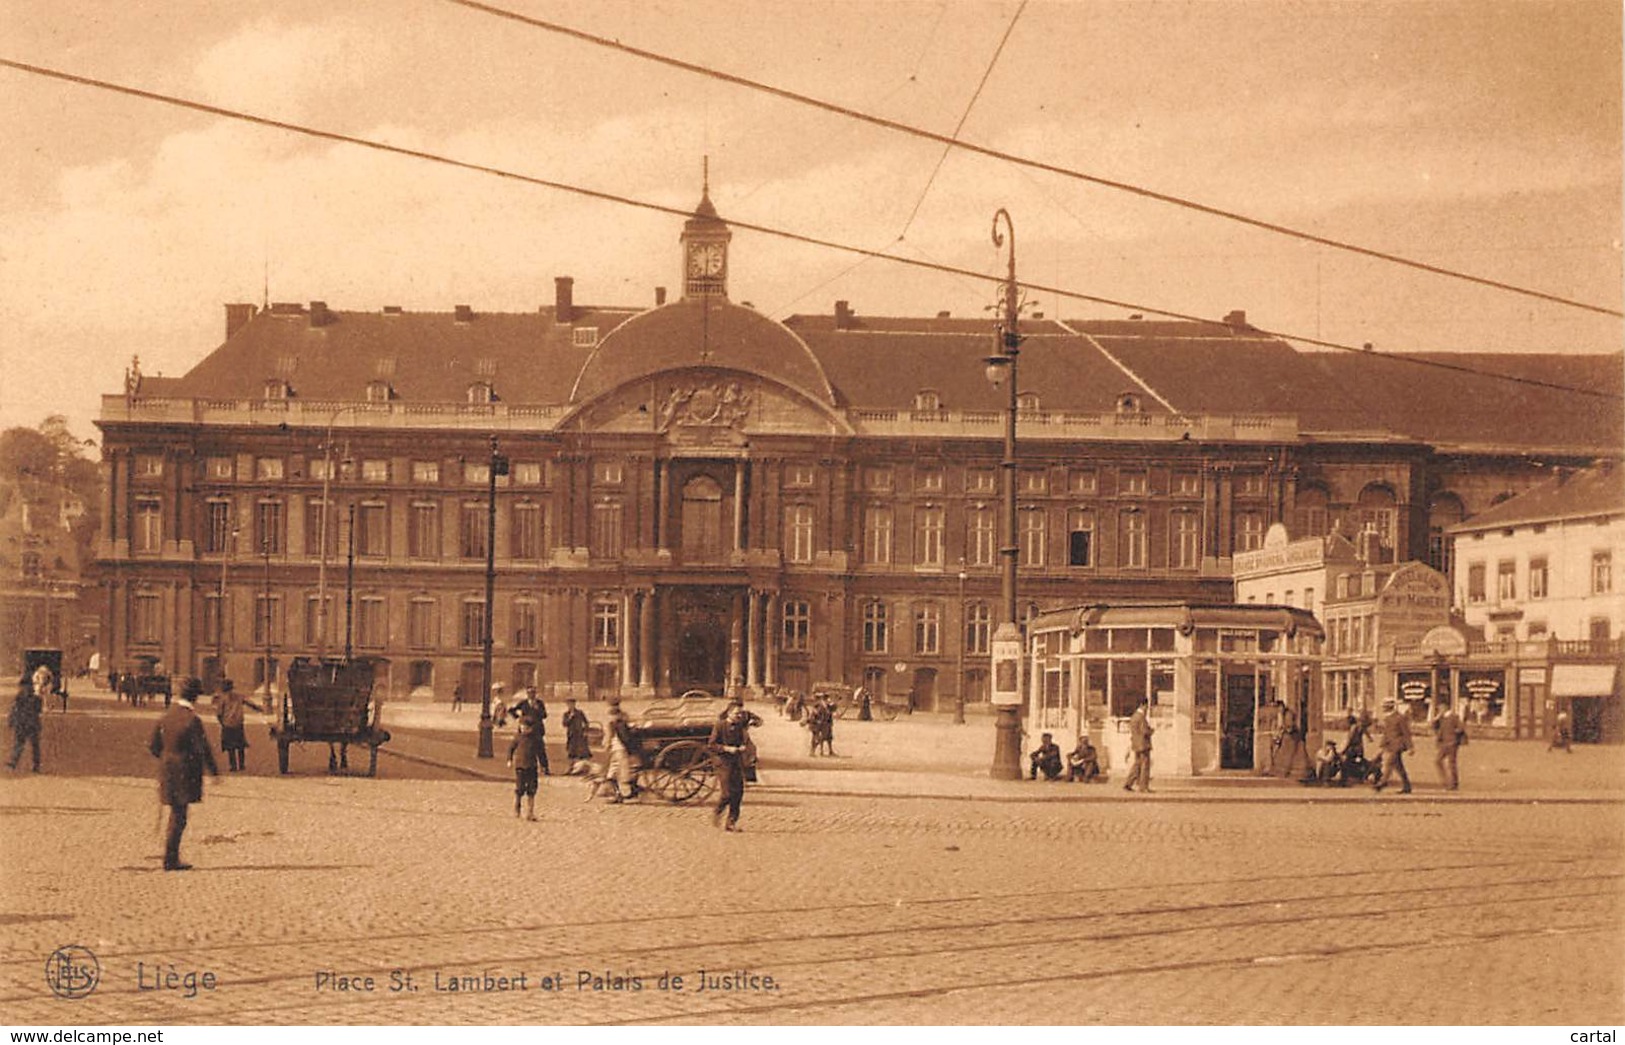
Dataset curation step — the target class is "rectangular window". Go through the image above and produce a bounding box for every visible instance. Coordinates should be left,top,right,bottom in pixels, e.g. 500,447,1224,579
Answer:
1529,558,1548,600
305,498,334,560
1173,510,1201,569
202,593,225,648
254,457,285,481
1234,511,1265,553
308,458,335,482
1594,552,1613,595
408,599,437,649
304,594,335,648
206,456,233,480
464,461,490,485
1496,560,1516,602
255,500,284,555
1238,473,1267,496
864,467,894,492
512,461,543,486
1019,469,1048,495
966,468,996,494
590,502,623,559
1173,472,1201,497
132,592,163,644
915,506,945,567
782,599,811,652
917,467,944,492
1120,470,1148,495
135,454,165,478
1020,508,1047,567
253,594,282,647
786,504,815,564
409,502,440,560
1119,509,1146,568
968,507,996,566
354,597,386,648
512,600,539,651
1069,468,1097,494
411,460,441,484
965,602,991,655
594,461,623,486
460,503,487,560
864,506,893,565
512,503,544,561
593,601,620,649
914,603,942,655
133,498,163,553
1589,617,1611,642
460,601,486,649
1068,510,1094,568
356,503,387,557
1527,620,1548,639
862,601,889,653
786,464,816,488
361,459,389,483
1466,563,1486,604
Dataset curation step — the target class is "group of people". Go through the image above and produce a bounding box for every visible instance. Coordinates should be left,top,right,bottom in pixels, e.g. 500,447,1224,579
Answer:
1026,698,1154,790
1308,698,1470,792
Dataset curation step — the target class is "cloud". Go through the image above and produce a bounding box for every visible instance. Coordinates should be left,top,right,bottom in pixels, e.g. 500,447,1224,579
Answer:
191,15,375,117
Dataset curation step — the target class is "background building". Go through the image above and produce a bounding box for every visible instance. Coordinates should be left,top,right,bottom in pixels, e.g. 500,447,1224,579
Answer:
91,190,1623,708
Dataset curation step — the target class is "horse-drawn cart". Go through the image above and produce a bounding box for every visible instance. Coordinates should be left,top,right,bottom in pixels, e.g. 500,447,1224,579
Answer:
272,657,390,776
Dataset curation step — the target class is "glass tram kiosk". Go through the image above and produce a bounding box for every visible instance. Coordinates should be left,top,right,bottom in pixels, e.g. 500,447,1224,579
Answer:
1027,603,1325,776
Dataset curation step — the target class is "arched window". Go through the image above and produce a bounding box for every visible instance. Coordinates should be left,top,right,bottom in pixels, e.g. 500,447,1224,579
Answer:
467,381,494,404
1356,483,1398,556
1294,485,1330,538
1017,391,1041,413
680,475,724,560
913,389,942,413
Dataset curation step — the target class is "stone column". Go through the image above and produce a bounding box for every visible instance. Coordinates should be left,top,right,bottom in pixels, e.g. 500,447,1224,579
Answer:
653,459,665,550
746,588,760,690
620,590,634,690
733,463,746,552
765,590,780,688
728,590,744,694
639,589,655,689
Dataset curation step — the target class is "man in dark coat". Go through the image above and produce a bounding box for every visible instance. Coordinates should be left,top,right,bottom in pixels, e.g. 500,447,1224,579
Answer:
7,674,43,772
506,715,544,820
1432,702,1467,791
513,686,549,775
1374,699,1414,794
708,700,754,831
561,697,592,772
149,677,219,870
1028,732,1063,780
1124,699,1154,793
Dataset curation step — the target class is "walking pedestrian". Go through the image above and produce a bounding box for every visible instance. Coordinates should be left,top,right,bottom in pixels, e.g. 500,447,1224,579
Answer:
490,682,508,728
1374,698,1413,793
562,697,592,773
512,686,550,775
506,715,544,820
1123,699,1154,793
6,673,43,772
1432,701,1468,791
602,699,638,802
709,699,753,831
451,681,464,712
148,677,220,871
1549,710,1572,753
212,679,259,772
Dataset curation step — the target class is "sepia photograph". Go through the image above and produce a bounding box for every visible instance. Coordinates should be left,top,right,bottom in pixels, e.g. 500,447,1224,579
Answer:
1,0,1621,1029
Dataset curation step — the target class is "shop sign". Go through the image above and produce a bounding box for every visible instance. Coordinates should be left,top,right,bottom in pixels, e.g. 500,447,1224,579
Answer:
1377,565,1450,629
1458,670,1505,702
1396,671,1432,704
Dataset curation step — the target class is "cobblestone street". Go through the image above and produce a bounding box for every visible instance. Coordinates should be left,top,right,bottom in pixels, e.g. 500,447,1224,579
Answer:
2,697,1622,1025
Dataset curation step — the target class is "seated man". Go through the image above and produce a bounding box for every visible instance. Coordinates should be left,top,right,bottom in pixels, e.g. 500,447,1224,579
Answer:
1067,735,1100,782
1029,732,1064,781
1314,739,1341,783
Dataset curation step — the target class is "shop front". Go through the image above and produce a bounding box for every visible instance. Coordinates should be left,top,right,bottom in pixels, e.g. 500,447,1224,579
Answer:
1028,602,1324,777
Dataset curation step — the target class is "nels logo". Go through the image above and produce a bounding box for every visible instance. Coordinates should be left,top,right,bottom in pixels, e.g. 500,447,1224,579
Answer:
45,946,100,999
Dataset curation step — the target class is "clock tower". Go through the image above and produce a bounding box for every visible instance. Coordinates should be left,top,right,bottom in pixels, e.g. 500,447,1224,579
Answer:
680,163,731,300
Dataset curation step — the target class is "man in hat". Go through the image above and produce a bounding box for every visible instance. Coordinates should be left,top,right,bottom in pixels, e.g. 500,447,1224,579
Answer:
515,686,549,775
1029,732,1063,781
709,700,755,831
1374,699,1413,794
1124,699,1154,793
149,677,220,870
602,699,638,802
1432,700,1467,791
6,673,43,772
562,697,592,774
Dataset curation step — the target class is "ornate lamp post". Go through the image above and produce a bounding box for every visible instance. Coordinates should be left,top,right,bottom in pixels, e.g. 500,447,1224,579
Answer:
984,208,1024,780
477,435,510,759
956,565,968,725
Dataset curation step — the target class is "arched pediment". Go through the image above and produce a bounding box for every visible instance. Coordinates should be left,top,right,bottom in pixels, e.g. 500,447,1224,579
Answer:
556,367,853,442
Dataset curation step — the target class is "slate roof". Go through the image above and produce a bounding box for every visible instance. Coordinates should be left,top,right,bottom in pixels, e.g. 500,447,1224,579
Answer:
1448,463,1624,532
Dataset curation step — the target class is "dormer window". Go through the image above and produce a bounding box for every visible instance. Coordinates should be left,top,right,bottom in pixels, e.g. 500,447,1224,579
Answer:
366,380,393,403
264,378,291,400
913,390,942,412
467,382,494,405
572,327,600,348
1016,391,1041,412
1116,392,1143,414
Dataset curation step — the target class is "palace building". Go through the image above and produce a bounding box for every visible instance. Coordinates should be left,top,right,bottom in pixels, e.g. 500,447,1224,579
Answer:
91,186,1623,708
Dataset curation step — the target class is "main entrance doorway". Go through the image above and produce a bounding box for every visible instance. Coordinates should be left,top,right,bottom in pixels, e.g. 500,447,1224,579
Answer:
671,586,733,695
1221,671,1257,769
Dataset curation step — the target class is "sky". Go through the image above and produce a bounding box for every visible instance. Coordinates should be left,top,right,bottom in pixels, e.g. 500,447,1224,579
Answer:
1,0,1620,445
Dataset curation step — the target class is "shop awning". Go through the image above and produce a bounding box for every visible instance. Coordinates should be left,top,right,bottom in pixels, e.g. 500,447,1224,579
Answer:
1551,664,1619,698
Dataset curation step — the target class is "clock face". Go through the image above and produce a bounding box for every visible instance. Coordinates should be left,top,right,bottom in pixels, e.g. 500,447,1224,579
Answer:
689,243,724,277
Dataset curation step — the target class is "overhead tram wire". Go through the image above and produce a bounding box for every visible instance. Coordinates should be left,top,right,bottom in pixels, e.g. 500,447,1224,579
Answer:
443,0,1623,321
1,56,1618,403
897,0,1026,239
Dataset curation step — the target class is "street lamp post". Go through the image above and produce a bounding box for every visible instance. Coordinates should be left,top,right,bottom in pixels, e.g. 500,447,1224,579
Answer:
261,536,274,705
956,566,968,725
314,407,360,659
984,207,1025,780
216,510,238,673
477,435,510,759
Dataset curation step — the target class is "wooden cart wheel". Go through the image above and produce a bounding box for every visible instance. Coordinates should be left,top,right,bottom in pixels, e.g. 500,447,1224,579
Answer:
277,738,290,775
652,740,718,804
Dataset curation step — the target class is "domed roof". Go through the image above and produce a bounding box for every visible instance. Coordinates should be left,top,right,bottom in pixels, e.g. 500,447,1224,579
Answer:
568,297,839,407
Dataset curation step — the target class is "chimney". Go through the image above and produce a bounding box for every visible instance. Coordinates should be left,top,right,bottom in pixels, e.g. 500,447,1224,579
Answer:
936,310,951,319
835,299,854,330
555,276,575,324
225,303,256,338
382,305,403,315
1223,309,1248,328
309,301,332,327
454,304,474,323
655,286,667,307
1362,342,1374,352
1357,526,1383,565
